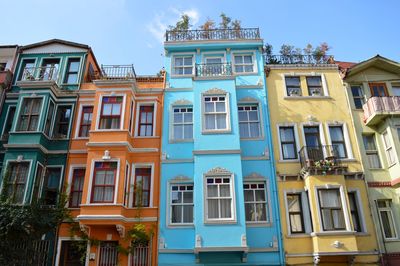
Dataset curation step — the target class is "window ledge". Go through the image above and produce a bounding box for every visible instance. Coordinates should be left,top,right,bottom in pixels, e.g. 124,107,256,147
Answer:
286,233,311,238
91,129,125,132
193,76,235,81
340,158,357,162
368,168,385,171
246,222,272,227
279,159,300,163
169,139,194,143
204,219,237,225
135,136,160,139
384,238,400,242
233,72,258,76
167,224,195,228
311,230,356,236
202,130,231,135
355,232,370,236
73,137,89,140
171,75,194,79
284,96,332,100
388,162,397,169
240,137,264,141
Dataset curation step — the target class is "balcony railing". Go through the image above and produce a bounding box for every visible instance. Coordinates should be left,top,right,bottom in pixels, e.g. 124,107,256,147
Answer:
195,63,232,77
165,28,260,42
299,145,345,175
90,64,136,81
363,96,400,126
21,66,58,82
264,54,334,65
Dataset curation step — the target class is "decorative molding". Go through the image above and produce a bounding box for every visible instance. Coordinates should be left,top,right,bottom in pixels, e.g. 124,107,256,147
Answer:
76,215,158,222
239,96,258,102
193,149,241,155
80,224,90,235
205,167,232,176
170,175,192,182
368,181,392,188
203,88,227,95
158,238,165,249
241,234,247,247
244,172,265,180
162,159,194,164
172,99,193,106
195,235,202,248
116,224,125,238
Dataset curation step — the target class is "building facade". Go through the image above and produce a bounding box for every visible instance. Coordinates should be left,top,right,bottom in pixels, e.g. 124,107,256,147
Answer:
158,29,283,265
0,39,95,265
343,55,400,266
57,64,165,266
265,55,380,265
0,45,18,115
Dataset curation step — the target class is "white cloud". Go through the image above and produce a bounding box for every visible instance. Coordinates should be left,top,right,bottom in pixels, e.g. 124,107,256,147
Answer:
146,7,200,43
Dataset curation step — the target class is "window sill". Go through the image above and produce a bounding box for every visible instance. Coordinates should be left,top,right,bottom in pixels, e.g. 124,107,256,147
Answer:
171,75,194,79
233,72,258,76
368,168,385,171
240,137,264,141
169,139,194,143
311,230,356,236
340,158,357,162
202,129,231,135
91,129,124,132
284,96,332,100
279,159,300,163
167,224,195,228
355,232,370,236
286,233,311,238
73,137,89,140
246,222,271,227
383,238,400,242
204,219,237,225
388,162,397,169
135,136,160,139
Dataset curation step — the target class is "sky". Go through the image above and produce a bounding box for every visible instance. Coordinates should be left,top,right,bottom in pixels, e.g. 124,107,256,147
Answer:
1,0,399,75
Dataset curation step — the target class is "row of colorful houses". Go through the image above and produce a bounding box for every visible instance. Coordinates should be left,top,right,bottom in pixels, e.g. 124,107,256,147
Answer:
0,27,399,266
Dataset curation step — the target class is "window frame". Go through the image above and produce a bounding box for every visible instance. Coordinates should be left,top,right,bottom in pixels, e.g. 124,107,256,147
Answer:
171,53,195,77
31,162,44,203
350,85,365,109
347,190,365,233
286,192,305,234
133,167,152,208
376,199,398,240
169,183,194,226
69,168,85,208
131,163,154,208
362,134,382,169
3,160,32,204
63,57,81,84
52,104,73,139
1,105,16,140
243,181,269,224
204,173,236,223
76,105,94,138
16,58,36,82
285,76,302,96
201,92,231,134
96,94,126,131
16,96,44,132
134,102,157,137
278,125,299,161
328,125,348,159
43,99,55,137
382,130,397,166
369,82,388,97
171,105,193,142
238,103,262,140
232,51,257,75
138,105,155,137
325,122,353,160
41,165,63,206
306,76,324,96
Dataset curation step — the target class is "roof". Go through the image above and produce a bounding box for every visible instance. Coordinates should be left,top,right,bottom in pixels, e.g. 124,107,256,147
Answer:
345,54,400,78
20,39,90,50
0,45,18,49
335,61,356,70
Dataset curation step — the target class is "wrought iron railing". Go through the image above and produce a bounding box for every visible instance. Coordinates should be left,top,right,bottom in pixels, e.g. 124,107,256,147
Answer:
11,240,51,266
299,145,344,172
130,244,151,266
21,66,58,81
264,54,334,65
165,28,260,42
363,96,400,123
195,63,232,77
90,64,136,81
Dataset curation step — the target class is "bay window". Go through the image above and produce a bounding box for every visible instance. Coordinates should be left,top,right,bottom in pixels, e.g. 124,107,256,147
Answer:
6,162,30,204
53,105,72,138
17,98,42,131
64,58,80,84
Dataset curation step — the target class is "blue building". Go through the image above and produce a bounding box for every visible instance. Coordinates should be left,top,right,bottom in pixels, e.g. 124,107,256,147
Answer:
158,28,284,265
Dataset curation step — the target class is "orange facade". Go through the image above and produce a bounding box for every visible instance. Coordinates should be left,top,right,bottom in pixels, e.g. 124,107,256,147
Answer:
58,70,164,266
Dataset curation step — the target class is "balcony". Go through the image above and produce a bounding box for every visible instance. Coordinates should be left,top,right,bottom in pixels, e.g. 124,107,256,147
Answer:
16,66,59,90
195,63,232,78
165,28,260,42
0,69,12,89
363,96,400,126
91,64,136,85
299,145,346,176
264,54,334,65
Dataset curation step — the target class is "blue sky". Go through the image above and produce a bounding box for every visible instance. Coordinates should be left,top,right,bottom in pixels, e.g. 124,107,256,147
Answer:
2,0,399,74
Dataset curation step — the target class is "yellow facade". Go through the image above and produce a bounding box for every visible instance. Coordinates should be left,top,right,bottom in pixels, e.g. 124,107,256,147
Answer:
266,64,379,265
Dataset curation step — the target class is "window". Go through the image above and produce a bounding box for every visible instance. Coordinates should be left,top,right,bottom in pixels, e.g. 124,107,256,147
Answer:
329,125,347,158
279,126,298,160
42,167,62,205
133,168,151,207
18,59,35,80
53,105,72,138
59,241,86,266
369,83,388,97
91,162,117,203
17,98,42,131
363,135,381,168
304,126,323,160
377,200,398,239
0,62,6,71
2,106,16,139
5,162,30,204
397,128,400,143
78,106,93,137
382,131,396,165
285,77,301,96
205,176,234,221
170,184,194,224
244,182,267,222
203,95,228,131
306,76,323,96
99,96,122,129
44,101,55,136
128,101,134,134
318,189,345,231
32,164,44,202
69,169,85,208
172,107,193,140
286,193,305,233
40,58,60,81
351,86,365,109
392,84,400,96
64,58,80,84
173,56,193,75
204,57,224,76
138,105,154,136
348,192,362,232
99,241,118,266
234,54,254,73
238,105,261,138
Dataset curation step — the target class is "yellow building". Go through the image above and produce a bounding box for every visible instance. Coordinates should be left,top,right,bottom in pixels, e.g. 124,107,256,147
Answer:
265,55,380,265
342,55,400,266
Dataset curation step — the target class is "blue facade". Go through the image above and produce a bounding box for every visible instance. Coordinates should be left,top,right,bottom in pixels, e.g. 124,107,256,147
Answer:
158,30,283,265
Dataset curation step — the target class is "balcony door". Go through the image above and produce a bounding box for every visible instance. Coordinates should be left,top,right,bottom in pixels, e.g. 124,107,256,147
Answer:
205,57,223,76
41,58,60,81
369,83,388,97
304,126,323,160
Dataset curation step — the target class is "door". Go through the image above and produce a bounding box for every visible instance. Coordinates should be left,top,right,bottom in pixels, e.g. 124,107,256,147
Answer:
41,58,60,80
205,57,223,76
369,83,388,97
59,241,86,266
304,126,323,160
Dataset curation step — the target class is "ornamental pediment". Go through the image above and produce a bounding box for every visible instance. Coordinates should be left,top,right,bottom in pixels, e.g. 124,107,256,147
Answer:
171,175,192,182
244,172,265,180
172,99,193,106
203,88,227,95
205,167,232,175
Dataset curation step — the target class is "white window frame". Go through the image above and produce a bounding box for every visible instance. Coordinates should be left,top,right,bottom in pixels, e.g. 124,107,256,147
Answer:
325,122,354,160
204,173,236,224
66,164,86,208
201,92,231,134
38,56,63,83
43,98,56,138
30,161,45,204
123,160,130,207
39,165,64,205
170,105,193,142
284,189,313,235
85,158,120,205
238,101,263,140
314,185,352,232
74,104,94,139
382,130,397,166
134,101,157,137
362,134,382,169
130,163,154,208
232,51,258,75
171,53,195,77
347,189,367,233
14,95,45,132
300,122,327,158
377,199,398,240
277,123,300,162
282,73,329,97
168,183,194,226
283,75,302,96
1,159,33,205
243,180,269,224
95,94,126,131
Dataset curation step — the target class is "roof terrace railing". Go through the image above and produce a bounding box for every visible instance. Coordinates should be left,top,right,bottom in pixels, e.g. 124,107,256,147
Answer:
264,54,334,65
165,28,260,42
90,64,136,81
195,63,232,77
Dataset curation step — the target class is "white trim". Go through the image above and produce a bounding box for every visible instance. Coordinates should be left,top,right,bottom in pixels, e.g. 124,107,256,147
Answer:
1,104,16,137
134,101,157,137
170,52,196,78
282,73,330,97
201,91,231,134
74,103,94,138
86,158,121,204
131,162,155,208
237,100,265,140
231,50,258,75
167,182,194,227
123,161,130,207
66,164,86,208
243,179,271,224
37,56,63,84
2,159,33,204
382,129,398,167
169,103,194,142
300,122,327,157
43,98,56,137
376,199,398,240
29,161,44,204
76,214,158,222
347,188,367,233
284,189,312,235
325,122,354,159
276,123,300,161
95,93,126,131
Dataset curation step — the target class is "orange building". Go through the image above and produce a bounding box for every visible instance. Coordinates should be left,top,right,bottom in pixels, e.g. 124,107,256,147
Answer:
57,64,164,266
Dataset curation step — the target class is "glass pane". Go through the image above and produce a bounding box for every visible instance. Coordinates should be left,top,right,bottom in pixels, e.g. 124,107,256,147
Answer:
220,199,231,218
208,199,219,218
207,185,218,197
381,211,395,238
175,58,183,66
256,203,266,221
244,65,253,72
184,67,192,75
105,171,114,185
245,203,255,221
171,191,181,203
184,112,192,123
174,125,183,139
95,171,105,184
286,77,300,86
280,127,294,142
234,56,243,64
248,110,258,121
282,144,296,159
216,102,225,112
321,209,333,230
183,191,193,203
363,135,376,150
171,205,182,223
93,188,103,201
174,113,183,123
244,190,254,202
184,124,193,139
183,57,192,66
332,209,345,229
205,102,214,112
102,104,112,115
290,214,303,232
249,122,260,137
307,76,322,86
238,110,247,121
319,190,340,207
255,189,265,201
329,126,344,141
240,123,249,138
243,56,252,63
205,115,215,130
111,104,121,115
216,114,226,129
220,185,230,197
67,74,78,84
183,205,193,223
287,195,301,212
104,187,113,201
